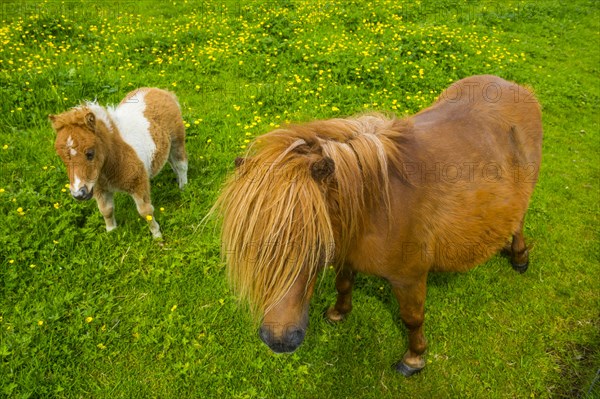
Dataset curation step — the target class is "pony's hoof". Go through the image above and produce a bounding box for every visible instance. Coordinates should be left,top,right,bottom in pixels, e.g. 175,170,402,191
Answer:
324,308,347,323
512,260,529,273
394,361,424,377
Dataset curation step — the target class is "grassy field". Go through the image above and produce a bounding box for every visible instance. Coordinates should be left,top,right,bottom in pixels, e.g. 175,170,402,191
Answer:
0,0,598,397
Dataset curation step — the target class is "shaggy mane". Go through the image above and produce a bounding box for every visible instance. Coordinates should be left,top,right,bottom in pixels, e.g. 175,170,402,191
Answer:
214,114,412,321
50,103,115,135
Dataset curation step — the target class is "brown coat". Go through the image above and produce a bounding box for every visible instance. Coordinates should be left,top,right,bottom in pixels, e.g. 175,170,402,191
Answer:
50,88,188,238
215,75,543,374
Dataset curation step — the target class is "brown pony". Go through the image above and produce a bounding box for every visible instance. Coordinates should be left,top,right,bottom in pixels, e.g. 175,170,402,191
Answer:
213,75,542,375
50,88,188,239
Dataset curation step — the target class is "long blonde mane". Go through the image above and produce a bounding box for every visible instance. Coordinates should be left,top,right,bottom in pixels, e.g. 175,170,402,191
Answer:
213,114,411,321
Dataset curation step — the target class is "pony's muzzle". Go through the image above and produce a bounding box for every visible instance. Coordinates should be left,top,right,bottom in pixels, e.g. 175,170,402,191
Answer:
259,325,306,354
71,186,93,201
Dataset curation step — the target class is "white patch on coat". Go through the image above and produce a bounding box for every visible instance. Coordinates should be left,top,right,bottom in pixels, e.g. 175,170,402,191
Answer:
109,91,155,174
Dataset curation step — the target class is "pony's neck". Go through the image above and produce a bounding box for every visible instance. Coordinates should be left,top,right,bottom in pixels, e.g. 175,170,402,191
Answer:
93,112,126,180
318,118,408,265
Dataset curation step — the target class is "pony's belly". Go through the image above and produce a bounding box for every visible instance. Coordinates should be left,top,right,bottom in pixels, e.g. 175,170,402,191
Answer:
428,239,505,272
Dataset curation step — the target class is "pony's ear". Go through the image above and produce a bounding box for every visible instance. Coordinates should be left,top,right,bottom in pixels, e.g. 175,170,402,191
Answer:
48,114,62,131
310,156,335,182
234,157,246,168
84,112,96,132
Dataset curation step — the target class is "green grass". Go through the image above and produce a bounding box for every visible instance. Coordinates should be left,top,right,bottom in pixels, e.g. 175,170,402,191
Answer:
1,0,598,397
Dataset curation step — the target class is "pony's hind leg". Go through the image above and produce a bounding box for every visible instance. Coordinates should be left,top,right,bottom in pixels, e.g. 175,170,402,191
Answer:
169,131,188,189
325,268,355,322
510,230,529,274
509,218,529,273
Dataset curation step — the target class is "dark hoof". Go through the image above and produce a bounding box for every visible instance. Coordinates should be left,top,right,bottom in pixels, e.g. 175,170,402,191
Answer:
512,260,529,273
394,361,424,377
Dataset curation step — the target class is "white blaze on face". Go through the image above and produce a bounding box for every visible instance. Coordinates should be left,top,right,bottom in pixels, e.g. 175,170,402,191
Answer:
65,135,83,194
66,135,77,156
66,135,93,194
70,173,95,195
71,174,84,193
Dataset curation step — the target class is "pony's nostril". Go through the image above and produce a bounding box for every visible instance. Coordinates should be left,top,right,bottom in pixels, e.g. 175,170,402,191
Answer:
287,328,305,349
258,326,271,345
72,187,93,201
258,326,305,354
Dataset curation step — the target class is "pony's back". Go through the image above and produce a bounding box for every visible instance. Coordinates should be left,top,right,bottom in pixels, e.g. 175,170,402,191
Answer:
112,88,185,177
391,75,543,271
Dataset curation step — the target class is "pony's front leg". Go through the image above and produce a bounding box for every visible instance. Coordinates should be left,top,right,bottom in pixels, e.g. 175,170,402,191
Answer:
325,267,355,322
96,191,117,232
132,191,161,239
390,275,428,377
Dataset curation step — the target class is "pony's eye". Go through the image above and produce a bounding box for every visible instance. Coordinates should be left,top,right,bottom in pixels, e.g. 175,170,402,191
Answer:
85,149,95,161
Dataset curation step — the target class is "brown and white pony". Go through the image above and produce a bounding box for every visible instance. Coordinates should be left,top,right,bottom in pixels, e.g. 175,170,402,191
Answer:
213,75,543,375
50,88,188,239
